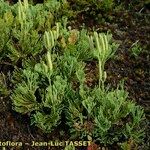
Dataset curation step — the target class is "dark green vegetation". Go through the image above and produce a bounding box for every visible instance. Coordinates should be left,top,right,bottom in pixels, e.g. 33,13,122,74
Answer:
0,0,149,150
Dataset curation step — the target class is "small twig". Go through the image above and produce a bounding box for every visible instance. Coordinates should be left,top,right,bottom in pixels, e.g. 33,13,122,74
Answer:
139,7,145,13
0,62,15,66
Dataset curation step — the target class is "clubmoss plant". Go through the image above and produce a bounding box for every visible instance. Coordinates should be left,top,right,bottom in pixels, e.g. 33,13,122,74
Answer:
57,28,91,81
0,0,11,15
1,0,61,63
93,86,145,144
4,1,146,146
44,23,59,71
11,69,40,113
66,31,145,145
88,32,119,88
11,25,67,133
0,8,14,60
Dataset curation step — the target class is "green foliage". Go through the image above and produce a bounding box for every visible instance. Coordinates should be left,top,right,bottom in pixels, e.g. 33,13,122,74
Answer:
32,75,67,133
0,10,14,59
65,32,144,145
8,0,47,62
99,0,114,11
93,88,145,144
10,27,145,145
66,82,145,145
6,22,145,147
57,29,91,81
64,145,75,150
12,61,67,131
0,0,146,147
0,0,62,62
0,0,11,15
130,41,142,57
123,106,145,142
11,24,67,131
60,29,92,60
75,29,92,60
32,111,61,133
11,69,40,113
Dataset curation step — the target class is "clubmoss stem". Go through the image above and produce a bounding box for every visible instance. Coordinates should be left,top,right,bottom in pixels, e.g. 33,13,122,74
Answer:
47,51,53,71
